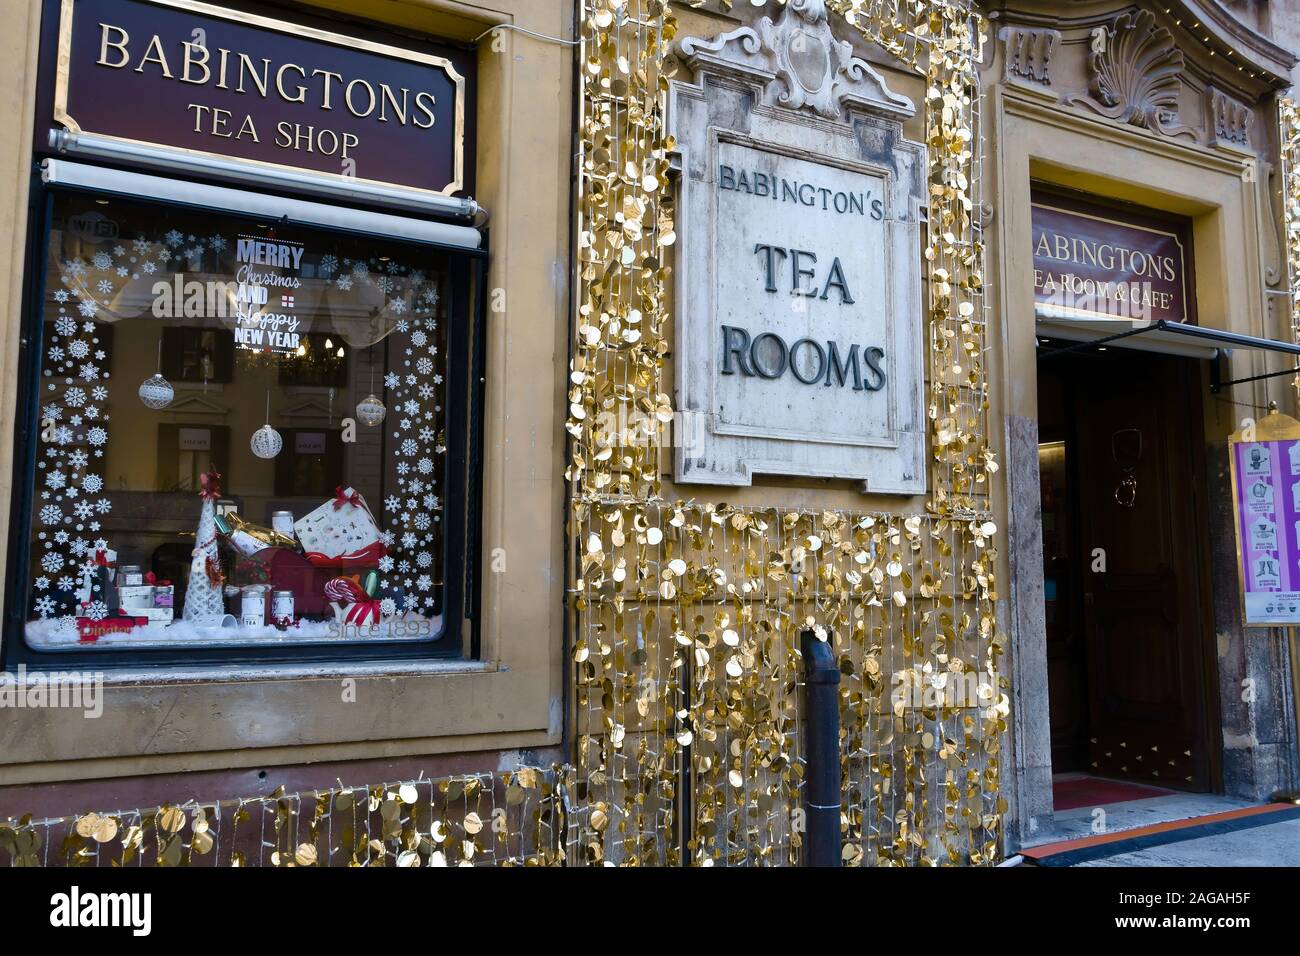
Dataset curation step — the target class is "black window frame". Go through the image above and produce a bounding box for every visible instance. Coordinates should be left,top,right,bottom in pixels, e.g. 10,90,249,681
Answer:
2,173,487,669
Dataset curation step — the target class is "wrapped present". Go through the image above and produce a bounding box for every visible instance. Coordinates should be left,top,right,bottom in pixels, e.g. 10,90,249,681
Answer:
145,574,175,609
325,576,382,627
76,548,117,610
77,613,145,643
294,487,387,569
117,585,155,613
215,512,296,557
233,547,336,616
134,607,174,624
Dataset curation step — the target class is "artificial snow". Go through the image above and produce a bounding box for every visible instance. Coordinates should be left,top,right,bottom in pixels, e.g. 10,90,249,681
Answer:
25,613,443,649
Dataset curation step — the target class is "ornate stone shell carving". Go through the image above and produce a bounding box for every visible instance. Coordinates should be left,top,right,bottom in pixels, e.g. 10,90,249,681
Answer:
675,0,914,122
1069,10,1196,141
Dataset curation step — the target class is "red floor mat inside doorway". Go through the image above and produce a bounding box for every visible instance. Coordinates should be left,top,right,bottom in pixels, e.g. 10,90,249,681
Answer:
1052,776,1175,811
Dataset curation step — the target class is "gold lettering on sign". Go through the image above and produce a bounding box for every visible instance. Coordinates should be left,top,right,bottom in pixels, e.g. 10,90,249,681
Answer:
276,63,308,103
344,78,376,118
97,23,130,68
93,21,440,127
216,48,230,89
65,7,466,197
236,113,260,142
236,53,270,97
379,85,409,124
313,69,343,110
1033,230,1177,282
413,91,437,129
134,34,173,78
181,42,210,85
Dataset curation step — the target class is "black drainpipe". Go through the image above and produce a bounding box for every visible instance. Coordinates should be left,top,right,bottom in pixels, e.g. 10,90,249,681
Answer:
801,629,841,867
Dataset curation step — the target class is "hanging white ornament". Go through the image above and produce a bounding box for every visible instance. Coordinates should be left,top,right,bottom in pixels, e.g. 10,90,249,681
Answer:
356,393,386,426
251,424,282,459
251,391,282,458
137,373,174,410
138,338,173,409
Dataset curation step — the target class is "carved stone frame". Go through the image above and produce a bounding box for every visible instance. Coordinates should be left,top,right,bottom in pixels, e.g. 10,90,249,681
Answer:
668,5,928,492
990,86,1296,845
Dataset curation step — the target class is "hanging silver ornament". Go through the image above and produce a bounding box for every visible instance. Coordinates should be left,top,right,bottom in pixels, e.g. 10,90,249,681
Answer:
356,393,386,426
250,423,283,459
137,373,174,410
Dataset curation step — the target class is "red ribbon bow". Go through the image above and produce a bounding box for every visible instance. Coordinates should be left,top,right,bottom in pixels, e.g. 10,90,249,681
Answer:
324,576,381,626
332,486,363,510
143,571,172,587
199,469,223,502
93,549,111,567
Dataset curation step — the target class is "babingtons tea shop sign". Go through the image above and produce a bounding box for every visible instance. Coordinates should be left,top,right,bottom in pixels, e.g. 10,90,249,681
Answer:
53,0,466,195
1032,202,1190,325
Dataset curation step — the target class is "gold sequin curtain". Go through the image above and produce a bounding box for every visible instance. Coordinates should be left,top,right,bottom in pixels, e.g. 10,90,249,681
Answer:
567,0,1005,867
1,770,567,866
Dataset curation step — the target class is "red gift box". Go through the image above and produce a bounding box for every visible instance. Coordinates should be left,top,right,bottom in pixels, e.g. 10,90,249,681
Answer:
233,547,342,617
77,614,146,643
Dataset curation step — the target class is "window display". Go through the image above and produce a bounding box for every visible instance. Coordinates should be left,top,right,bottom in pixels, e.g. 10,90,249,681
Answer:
19,190,463,651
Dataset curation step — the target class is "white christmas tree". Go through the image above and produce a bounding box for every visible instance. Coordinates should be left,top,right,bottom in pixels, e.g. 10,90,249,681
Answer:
183,470,226,625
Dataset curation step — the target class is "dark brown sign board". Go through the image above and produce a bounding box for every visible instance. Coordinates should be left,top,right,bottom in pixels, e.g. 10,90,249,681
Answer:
53,0,466,196
1032,200,1191,326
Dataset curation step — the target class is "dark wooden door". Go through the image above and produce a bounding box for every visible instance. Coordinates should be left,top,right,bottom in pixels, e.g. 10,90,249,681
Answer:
1038,364,1091,772
1070,351,1217,791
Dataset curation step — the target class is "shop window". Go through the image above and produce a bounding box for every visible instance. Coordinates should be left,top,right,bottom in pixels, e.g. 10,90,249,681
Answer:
160,326,234,384
155,423,232,492
274,429,345,498
8,189,477,659
278,333,350,388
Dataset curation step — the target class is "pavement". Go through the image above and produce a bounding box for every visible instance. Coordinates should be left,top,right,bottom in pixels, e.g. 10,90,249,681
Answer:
1019,792,1300,866
1073,815,1300,866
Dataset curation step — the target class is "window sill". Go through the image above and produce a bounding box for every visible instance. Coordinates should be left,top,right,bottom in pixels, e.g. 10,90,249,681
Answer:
90,657,500,687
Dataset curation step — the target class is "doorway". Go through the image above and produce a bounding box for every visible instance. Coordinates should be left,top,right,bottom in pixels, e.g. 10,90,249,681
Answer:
1037,345,1221,797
